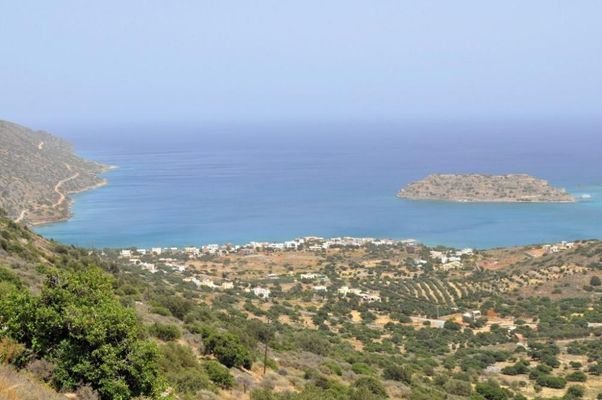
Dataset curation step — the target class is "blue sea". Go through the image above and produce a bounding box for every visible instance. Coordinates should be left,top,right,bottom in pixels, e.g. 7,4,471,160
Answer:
35,120,602,249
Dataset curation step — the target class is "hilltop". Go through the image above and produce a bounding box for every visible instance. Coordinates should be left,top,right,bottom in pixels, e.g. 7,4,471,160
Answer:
0,120,108,225
398,174,575,203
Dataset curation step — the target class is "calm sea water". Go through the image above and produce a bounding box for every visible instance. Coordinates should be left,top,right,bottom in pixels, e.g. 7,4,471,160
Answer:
35,120,602,249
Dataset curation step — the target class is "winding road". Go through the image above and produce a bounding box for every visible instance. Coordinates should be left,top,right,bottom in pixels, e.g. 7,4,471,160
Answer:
13,165,80,224
52,171,80,208
14,209,27,223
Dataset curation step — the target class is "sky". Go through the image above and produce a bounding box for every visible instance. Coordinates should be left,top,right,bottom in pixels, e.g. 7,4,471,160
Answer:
1,1,602,129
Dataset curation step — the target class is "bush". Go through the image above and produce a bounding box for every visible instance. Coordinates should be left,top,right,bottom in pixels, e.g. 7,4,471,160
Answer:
443,320,461,331
566,371,587,382
501,360,530,376
158,343,213,395
352,362,374,375
591,276,602,287
353,376,388,398
475,381,509,400
148,322,181,341
0,268,162,399
295,331,331,356
204,331,253,369
0,337,25,365
382,364,412,384
250,388,278,400
564,385,585,400
204,360,234,388
536,374,567,389
0,266,23,288
25,359,55,381
444,379,472,396
75,385,101,400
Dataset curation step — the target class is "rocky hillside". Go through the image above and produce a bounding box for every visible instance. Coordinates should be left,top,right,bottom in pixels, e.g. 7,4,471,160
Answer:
398,174,575,203
4,210,602,399
0,120,108,225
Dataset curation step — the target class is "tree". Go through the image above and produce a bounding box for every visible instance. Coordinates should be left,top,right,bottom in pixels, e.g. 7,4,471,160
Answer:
203,331,253,369
443,320,461,331
591,276,601,287
475,381,509,400
564,385,585,400
0,267,163,399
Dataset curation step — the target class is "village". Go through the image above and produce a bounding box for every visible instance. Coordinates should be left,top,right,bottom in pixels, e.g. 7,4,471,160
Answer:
98,236,602,400
107,235,584,332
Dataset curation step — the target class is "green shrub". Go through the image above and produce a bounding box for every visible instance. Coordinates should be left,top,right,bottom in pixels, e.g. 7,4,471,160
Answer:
353,376,387,398
564,385,585,400
382,364,412,384
148,322,181,341
475,381,509,400
352,362,374,375
203,331,253,369
501,360,530,376
158,343,212,395
566,371,587,382
444,379,472,396
536,374,567,389
204,360,234,388
0,268,162,399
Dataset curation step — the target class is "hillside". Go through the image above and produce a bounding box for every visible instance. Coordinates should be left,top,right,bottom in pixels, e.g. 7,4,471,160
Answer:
398,174,575,203
4,211,602,399
0,120,108,225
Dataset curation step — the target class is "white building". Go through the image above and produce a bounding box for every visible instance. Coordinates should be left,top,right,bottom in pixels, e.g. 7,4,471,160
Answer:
120,249,132,258
151,247,162,255
184,277,202,286
253,287,271,299
200,278,218,289
338,286,350,296
139,262,157,274
184,247,200,256
204,244,220,254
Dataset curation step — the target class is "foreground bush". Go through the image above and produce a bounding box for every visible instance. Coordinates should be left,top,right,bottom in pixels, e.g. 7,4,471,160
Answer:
0,267,163,399
204,360,234,388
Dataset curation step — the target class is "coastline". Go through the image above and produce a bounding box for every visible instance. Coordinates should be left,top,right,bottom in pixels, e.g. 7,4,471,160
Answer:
30,179,109,227
396,194,577,204
27,164,115,227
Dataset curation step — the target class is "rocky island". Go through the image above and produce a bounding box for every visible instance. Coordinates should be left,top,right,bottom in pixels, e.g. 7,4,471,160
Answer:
398,174,575,203
0,120,110,225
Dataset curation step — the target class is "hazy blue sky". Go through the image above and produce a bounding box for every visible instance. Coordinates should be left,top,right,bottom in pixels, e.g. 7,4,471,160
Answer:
1,1,601,128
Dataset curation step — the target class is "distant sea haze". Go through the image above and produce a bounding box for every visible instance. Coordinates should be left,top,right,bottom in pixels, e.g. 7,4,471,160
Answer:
36,120,602,249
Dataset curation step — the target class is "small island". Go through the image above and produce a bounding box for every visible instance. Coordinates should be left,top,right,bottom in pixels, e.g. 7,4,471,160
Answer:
398,174,575,203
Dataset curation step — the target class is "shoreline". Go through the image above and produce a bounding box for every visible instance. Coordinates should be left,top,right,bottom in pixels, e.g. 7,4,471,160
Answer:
31,180,109,227
396,194,577,204
28,168,112,227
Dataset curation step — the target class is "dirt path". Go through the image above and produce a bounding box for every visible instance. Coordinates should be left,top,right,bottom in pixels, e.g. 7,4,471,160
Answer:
52,171,80,208
14,209,27,223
